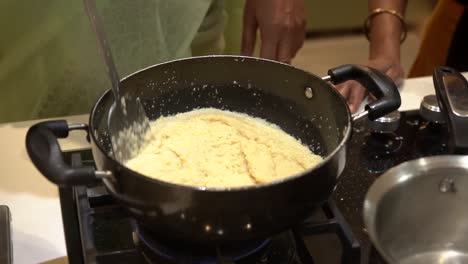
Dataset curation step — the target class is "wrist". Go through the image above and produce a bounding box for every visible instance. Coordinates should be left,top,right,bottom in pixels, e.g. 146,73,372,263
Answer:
369,41,400,62
366,8,406,42
368,14,402,61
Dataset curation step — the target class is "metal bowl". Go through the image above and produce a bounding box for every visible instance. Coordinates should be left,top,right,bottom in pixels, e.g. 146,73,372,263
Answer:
364,155,468,264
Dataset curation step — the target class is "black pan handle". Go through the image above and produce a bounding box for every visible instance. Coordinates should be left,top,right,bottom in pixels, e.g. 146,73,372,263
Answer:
433,67,468,154
326,64,401,120
25,120,102,187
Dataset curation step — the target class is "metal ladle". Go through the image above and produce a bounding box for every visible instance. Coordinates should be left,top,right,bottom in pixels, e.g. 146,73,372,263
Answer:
83,0,150,162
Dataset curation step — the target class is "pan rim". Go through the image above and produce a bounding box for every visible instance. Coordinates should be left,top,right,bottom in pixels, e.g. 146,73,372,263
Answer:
89,55,353,192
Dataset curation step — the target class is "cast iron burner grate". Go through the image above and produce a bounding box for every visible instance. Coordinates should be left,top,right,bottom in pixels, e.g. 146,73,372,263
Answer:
134,223,274,263
59,149,361,264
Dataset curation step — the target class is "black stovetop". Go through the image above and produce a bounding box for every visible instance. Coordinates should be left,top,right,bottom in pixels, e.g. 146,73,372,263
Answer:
59,110,449,264
333,110,449,263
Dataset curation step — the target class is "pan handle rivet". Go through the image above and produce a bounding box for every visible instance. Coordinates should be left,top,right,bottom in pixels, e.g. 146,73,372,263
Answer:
439,177,456,193
305,87,313,99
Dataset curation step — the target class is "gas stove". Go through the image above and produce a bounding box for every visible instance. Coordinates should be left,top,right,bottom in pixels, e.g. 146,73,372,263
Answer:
60,150,360,264
59,98,449,263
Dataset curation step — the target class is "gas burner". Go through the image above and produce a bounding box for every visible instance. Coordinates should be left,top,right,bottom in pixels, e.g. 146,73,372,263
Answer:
419,95,445,124
368,111,401,133
413,122,449,157
359,132,403,174
133,223,297,264
362,132,403,158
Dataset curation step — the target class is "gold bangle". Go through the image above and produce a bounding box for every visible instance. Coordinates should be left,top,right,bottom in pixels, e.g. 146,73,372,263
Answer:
364,8,407,43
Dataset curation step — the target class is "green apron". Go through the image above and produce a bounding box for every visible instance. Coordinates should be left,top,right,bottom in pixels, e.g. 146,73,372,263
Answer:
0,0,227,123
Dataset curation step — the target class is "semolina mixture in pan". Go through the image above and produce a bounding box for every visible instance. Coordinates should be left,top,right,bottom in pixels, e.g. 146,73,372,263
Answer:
125,108,322,188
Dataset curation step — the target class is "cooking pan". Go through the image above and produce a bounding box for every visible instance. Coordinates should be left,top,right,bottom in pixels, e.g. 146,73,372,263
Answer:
363,67,468,263
364,155,468,264
26,56,400,244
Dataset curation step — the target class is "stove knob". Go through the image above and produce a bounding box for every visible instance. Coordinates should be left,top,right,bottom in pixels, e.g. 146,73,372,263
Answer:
368,110,401,133
420,95,445,123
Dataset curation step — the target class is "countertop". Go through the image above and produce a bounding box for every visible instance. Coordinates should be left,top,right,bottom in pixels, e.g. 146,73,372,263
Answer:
0,73,465,263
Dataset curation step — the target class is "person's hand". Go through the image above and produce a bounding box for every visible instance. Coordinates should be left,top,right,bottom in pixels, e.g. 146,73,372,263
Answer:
334,58,404,113
241,0,306,64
